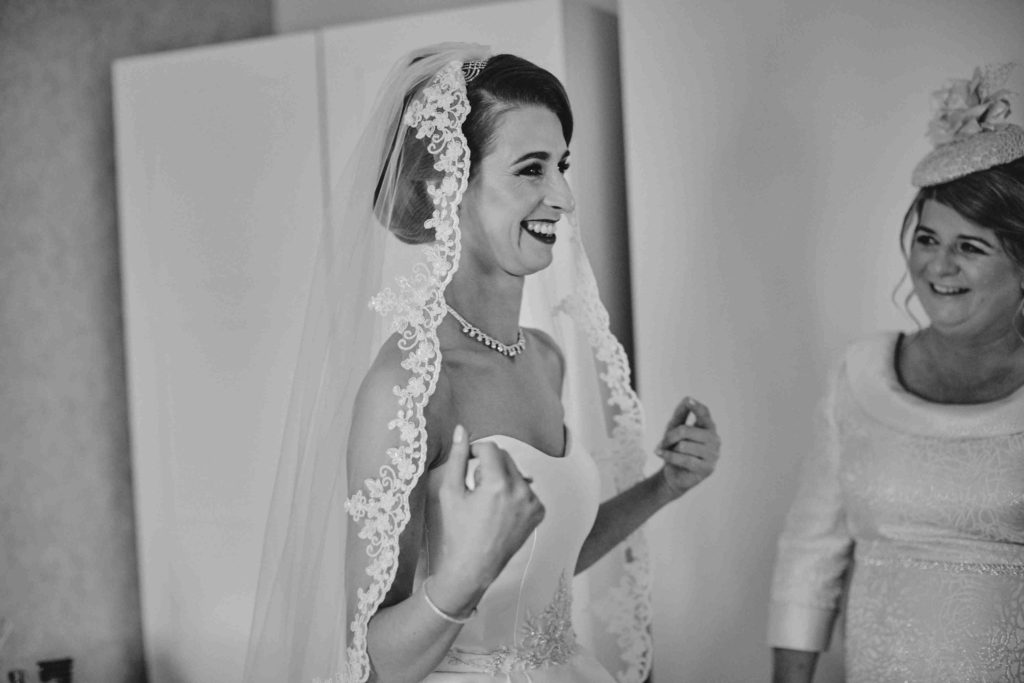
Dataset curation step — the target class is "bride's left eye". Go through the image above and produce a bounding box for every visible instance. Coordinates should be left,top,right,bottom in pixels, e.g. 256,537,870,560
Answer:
517,163,543,177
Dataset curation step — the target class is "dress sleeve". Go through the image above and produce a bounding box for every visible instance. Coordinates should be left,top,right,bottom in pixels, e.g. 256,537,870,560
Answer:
767,362,854,652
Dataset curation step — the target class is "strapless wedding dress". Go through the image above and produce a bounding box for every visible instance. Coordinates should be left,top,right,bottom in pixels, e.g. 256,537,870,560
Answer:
421,431,616,683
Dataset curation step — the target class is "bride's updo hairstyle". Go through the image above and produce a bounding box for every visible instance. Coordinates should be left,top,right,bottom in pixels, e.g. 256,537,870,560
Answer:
376,53,573,245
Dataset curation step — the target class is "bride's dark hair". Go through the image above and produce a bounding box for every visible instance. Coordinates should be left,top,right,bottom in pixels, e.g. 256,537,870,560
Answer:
377,53,573,245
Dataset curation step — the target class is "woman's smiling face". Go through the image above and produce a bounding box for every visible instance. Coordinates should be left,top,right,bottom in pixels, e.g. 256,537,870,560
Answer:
458,105,574,277
909,199,1024,338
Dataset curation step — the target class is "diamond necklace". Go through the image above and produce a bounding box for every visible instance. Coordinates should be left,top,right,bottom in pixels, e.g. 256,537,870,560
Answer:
445,303,526,358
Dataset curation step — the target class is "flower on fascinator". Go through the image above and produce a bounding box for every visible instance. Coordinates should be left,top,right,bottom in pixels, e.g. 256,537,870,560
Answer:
912,63,1024,187
926,65,1014,147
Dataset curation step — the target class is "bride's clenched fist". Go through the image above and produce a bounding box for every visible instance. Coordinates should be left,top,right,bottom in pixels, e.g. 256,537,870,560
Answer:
431,425,545,600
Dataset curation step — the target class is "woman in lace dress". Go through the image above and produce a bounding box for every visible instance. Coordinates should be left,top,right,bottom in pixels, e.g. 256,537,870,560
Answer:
769,66,1024,683
245,46,720,683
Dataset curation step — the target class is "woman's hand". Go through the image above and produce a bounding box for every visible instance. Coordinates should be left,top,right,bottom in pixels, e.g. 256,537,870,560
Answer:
772,648,818,683
575,397,721,572
428,426,545,612
655,396,720,499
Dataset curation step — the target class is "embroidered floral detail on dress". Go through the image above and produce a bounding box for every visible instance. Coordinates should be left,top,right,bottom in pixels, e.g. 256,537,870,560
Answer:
342,60,471,683
444,572,580,675
860,555,1024,578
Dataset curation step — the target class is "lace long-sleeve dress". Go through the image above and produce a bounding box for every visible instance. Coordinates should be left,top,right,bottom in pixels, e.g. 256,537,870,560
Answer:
420,430,616,683
768,332,1024,682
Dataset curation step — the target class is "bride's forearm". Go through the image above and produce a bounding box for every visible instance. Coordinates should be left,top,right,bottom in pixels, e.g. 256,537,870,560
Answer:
575,473,675,574
366,573,487,682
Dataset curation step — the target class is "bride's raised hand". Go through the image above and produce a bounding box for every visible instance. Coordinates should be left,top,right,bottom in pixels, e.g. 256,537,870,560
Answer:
656,397,720,498
433,425,545,591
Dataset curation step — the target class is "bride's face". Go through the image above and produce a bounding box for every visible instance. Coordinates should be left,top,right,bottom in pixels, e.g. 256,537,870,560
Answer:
458,105,574,276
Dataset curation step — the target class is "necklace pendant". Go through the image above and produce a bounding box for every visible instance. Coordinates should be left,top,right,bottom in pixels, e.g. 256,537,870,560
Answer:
445,303,526,359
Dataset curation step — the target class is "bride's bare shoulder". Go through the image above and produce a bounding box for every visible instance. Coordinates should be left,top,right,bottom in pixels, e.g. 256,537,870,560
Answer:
359,333,452,397
353,333,452,461
357,334,411,400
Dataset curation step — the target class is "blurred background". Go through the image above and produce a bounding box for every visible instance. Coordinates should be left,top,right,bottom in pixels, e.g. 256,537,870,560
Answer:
2,0,1023,681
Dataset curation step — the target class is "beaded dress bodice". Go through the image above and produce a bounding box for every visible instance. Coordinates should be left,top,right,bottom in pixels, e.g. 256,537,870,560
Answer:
421,431,615,682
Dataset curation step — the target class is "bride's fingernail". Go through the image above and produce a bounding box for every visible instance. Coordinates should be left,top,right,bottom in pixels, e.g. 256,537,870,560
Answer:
453,424,465,443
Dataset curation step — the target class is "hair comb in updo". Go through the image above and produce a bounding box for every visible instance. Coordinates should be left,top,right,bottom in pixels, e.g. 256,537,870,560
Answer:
461,58,489,84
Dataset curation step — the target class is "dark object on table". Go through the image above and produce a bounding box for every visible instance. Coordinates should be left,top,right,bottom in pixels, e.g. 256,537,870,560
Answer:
37,658,72,683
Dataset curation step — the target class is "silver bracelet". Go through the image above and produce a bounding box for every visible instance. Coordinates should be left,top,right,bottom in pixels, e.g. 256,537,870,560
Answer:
422,578,476,625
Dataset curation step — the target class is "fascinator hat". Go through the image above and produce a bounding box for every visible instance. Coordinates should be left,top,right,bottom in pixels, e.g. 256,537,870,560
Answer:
912,63,1024,187
243,43,653,682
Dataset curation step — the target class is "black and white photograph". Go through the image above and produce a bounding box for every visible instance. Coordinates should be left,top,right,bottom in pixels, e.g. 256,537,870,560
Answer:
2,1,1023,681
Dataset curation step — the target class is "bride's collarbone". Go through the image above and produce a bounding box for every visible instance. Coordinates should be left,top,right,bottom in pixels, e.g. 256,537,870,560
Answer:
443,342,557,391
432,353,565,458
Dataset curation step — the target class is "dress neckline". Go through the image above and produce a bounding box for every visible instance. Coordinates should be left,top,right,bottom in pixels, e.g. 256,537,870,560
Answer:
471,425,570,459
893,331,1024,404
844,332,1024,437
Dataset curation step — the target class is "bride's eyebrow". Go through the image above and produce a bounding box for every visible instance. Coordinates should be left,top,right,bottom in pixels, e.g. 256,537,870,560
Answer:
511,151,551,164
510,150,571,165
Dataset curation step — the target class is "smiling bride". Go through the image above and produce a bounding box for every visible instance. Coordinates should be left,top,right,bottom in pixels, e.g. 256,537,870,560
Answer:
244,44,721,683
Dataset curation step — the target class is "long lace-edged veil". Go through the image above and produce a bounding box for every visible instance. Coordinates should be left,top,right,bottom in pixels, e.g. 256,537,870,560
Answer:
243,43,654,683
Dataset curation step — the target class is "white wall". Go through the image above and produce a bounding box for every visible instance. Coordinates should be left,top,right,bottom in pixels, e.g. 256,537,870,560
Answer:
272,0,617,33
619,1,1024,681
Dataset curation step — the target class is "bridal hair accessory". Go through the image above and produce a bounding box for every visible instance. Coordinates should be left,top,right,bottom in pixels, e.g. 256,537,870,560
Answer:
912,63,1024,187
422,578,478,624
461,58,488,83
446,303,526,357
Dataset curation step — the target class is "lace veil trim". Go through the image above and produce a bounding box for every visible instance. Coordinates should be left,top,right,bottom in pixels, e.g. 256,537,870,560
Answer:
561,220,653,682
344,61,470,681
